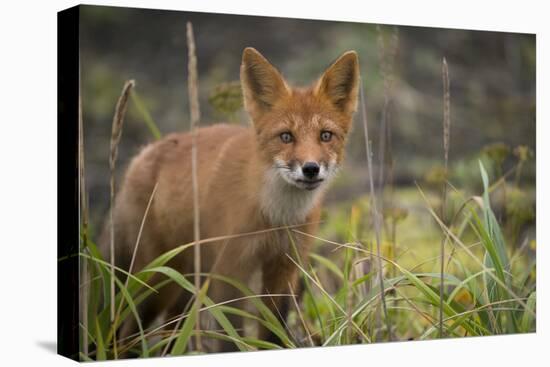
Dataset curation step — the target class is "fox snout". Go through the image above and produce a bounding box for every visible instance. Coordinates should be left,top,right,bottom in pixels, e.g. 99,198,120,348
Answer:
297,161,324,191
275,158,336,191
302,161,320,179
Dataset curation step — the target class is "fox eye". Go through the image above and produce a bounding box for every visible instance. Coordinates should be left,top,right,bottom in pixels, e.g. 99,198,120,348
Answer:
320,131,333,142
280,132,294,143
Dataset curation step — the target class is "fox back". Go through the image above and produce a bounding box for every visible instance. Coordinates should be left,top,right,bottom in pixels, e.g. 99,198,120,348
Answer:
102,47,360,352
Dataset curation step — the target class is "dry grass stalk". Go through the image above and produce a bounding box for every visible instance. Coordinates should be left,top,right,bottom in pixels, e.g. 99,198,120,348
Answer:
359,79,391,341
346,270,354,342
112,181,159,347
443,58,451,171
119,293,294,354
375,25,388,199
417,185,533,317
128,181,159,277
186,21,203,352
161,291,195,356
268,294,299,345
286,254,371,343
78,75,89,356
439,57,451,338
109,79,135,356
376,26,399,285
172,222,320,253
375,26,398,197
288,281,314,347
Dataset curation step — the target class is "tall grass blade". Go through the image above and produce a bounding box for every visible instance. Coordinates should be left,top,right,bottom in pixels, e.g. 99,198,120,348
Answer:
310,253,344,281
140,266,249,351
211,272,294,346
477,161,515,332
520,291,536,332
171,280,210,355
416,185,534,318
439,56,451,338
286,254,371,343
286,228,327,341
95,319,106,360
186,21,202,351
359,77,391,340
112,276,149,357
108,80,135,356
130,89,162,139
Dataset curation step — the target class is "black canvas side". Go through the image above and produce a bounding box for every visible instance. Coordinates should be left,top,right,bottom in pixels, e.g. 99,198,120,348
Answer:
57,4,80,361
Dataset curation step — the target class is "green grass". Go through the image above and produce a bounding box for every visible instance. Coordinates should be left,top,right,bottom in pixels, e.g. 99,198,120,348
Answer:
73,22,535,361
76,160,536,359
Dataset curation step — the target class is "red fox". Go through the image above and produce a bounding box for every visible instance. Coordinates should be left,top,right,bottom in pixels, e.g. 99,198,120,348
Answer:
102,47,360,352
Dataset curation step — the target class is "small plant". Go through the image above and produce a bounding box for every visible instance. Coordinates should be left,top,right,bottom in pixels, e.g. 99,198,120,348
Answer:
513,145,533,187
483,142,511,178
208,81,243,122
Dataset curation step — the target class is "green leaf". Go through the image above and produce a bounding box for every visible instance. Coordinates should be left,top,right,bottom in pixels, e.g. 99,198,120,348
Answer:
85,240,111,311
113,275,150,357
239,337,283,350
80,252,156,293
95,319,106,361
447,269,491,307
477,161,516,333
286,229,326,341
310,253,344,280
520,291,536,332
210,272,295,347
140,266,249,351
79,352,95,362
130,89,162,140
171,280,210,355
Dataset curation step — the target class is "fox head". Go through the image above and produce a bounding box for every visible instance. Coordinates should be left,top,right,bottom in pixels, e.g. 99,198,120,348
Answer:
240,47,360,193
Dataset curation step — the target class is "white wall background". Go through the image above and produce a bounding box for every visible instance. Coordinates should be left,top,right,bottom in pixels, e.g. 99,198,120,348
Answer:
0,0,546,366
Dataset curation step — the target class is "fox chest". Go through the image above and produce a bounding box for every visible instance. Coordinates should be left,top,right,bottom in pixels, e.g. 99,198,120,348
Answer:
246,230,296,263
259,168,324,226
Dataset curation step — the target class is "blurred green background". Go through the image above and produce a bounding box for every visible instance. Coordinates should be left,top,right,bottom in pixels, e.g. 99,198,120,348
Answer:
80,5,535,255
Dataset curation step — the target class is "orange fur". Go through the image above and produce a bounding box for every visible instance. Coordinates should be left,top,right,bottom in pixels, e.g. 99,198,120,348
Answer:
101,47,360,352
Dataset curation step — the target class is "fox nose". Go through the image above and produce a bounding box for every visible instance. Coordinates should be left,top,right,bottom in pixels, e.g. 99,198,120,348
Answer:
302,162,320,179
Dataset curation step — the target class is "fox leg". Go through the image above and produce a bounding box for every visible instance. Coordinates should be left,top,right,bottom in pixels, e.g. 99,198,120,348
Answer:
259,253,300,346
259,218,318,346
206,242,253,353
207,279,247,352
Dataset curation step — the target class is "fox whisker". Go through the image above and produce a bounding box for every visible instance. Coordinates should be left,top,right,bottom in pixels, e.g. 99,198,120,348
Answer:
274,164,292,170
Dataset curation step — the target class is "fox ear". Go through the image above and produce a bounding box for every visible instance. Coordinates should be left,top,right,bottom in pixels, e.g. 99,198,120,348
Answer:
315,51,360,115
240,47,290,120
